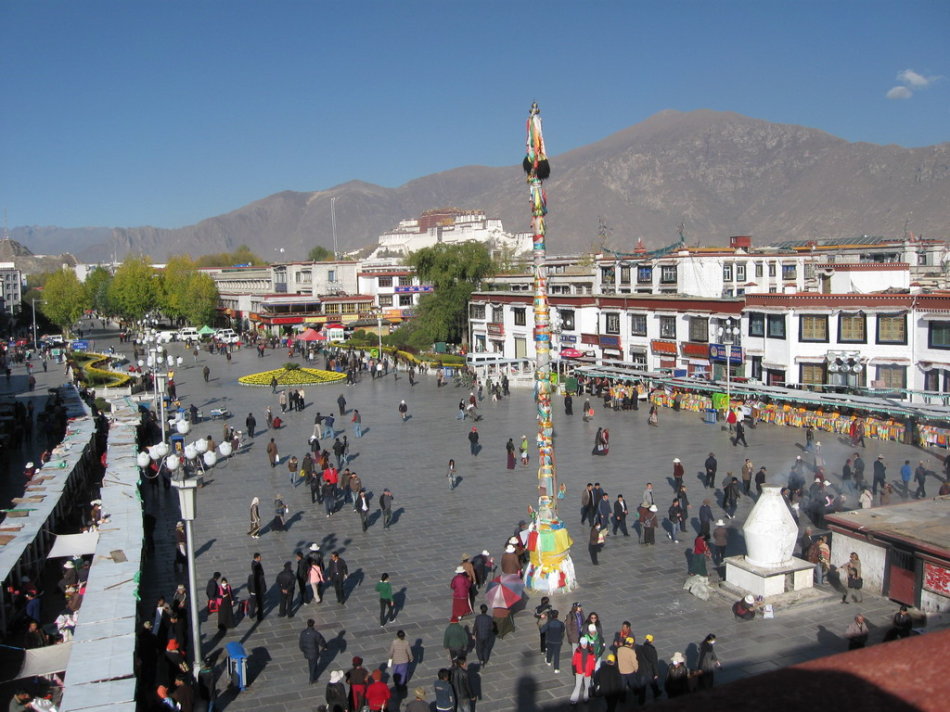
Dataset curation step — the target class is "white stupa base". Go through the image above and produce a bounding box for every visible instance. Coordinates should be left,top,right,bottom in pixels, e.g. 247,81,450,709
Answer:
724,555,814,598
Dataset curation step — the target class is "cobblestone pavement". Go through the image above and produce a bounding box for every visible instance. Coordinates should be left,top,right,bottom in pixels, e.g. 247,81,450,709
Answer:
129,335,948,711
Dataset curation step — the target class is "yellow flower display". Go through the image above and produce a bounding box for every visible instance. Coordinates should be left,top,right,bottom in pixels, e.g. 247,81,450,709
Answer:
238,367,346,388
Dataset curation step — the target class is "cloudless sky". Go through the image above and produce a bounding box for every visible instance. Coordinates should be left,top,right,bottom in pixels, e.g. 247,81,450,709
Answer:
1,0,947,229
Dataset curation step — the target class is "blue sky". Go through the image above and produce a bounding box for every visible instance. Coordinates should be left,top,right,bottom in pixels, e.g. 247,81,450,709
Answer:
2,0,947,229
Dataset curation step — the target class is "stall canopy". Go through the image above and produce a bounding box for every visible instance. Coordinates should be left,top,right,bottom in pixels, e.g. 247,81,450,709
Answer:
48,531,99,559
297,328,325,342
198,325,216,335
5,642,73,681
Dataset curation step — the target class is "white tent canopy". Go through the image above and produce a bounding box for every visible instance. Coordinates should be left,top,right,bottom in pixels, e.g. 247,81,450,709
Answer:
48,531,99,559
7,642,73,681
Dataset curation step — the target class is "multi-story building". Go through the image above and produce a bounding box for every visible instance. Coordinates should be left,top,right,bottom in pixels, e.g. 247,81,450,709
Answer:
0,263,22,315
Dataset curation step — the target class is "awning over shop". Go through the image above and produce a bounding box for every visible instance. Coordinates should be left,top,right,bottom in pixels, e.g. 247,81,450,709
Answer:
5,641,73,681
48,531,99,559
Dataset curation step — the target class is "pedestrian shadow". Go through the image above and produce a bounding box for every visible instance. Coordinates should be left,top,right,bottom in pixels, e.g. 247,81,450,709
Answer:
284,511,303,531
316,630,348,679
407,638,424,682
816,624,841,649
403,414,413,422
361,427,371,436
367,511,381,528
665,476,678,491
392,587,407,619
195,538,217,558
343,570,364,600
389,507,405,526
684,641,700,670
347,452,360,462
245,645,271,687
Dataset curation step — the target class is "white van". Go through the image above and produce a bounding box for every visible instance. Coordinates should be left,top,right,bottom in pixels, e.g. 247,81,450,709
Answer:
178,328,200,343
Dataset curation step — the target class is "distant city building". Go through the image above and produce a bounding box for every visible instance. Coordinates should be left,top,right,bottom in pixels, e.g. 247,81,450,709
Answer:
0,262,23,315
370,208,531,259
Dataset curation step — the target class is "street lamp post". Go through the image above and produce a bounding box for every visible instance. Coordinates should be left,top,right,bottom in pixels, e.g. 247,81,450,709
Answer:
718,317,740,417
170,471,202,681
32,298,47,347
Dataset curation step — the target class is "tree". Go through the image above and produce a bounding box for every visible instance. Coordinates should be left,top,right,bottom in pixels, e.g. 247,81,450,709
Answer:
109,255,159,322
181,272,220,327
307,245,335,262
83,266,114,315
194,245,265,268
159,256,199,322
41,269,89,335
407,242,495,345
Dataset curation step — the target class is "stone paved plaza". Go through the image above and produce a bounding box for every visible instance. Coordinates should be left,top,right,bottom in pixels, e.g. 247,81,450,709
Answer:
128,334,949,711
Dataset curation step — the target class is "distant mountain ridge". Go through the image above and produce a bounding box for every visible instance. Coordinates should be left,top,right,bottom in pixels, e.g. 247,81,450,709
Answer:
14,110,950,261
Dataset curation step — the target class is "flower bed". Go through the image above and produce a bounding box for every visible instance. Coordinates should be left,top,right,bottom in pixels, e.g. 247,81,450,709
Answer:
238,367,346,387
73,352,132,389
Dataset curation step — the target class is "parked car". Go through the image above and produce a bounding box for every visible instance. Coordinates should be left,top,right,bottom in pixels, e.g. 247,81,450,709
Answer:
156,330,178,343
214,328,240,344
178,327,200,343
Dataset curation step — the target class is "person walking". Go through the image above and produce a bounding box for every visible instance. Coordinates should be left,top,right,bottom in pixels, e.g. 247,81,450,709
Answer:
447,459,457,490
696,634,720,690
337,393,346,415
375,573,395,626
379,488,394,529
246,413,256,438
276,561,296,618
249,553,266,622
612,495,629,536
450,657,475,712
295,551,310,607
388,629,414,689
266,438,279,468
506,438,517,470
468,427,479,456
873,455,887,495
914,460,928,499
842,551,864,604
704,452,718,489
216,577,235,632
355,488,371,532
434,669,456,712
398,400,408,422
845,614,870,650
711,519,729,566
540,609,566,673
351,409,362,438
569,637,597,704
248,497,261,539
298,618,327,684
741,458,754,495
588,524,603,565
327,552,348,605
287,456,299,488
308,548,325,604
473,603,495,667
642,505,658,545
734,419,748,447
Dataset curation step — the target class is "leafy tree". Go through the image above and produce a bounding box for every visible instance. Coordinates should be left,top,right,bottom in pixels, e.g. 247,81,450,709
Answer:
108,255,159,322
83,266,114,315
181,272,220,327
40,269,89,335
159,256,199,322
407,242,495,345
307,245,335,262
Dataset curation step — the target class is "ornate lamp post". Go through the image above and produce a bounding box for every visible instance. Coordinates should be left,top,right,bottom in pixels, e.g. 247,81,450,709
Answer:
170,471,202,680
522,102,575,594
718,317,740,414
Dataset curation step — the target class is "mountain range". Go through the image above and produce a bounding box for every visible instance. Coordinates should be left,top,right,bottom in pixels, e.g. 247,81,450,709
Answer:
11,109,950,262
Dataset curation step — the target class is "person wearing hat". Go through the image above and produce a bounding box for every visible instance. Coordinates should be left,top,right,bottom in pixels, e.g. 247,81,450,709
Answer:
873,455,887,495
711,519,729,566
639,633,662,701
754,465,768,497
732,594,756,620
664,652,689,698
569,637,597,704
325,669,348,712
298,618,328,684
697,633,720,689
345,656,370,711
405,686,429,712
501,544,520,575
615,636,639,698
443,617,470,660
365,669,391,712
672,457,685,488
642,504,658,545
704,452,718,489
450,566,473,620
593,652,624,712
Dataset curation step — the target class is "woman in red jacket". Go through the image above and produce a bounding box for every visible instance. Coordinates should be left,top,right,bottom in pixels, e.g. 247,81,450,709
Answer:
569,637,597,704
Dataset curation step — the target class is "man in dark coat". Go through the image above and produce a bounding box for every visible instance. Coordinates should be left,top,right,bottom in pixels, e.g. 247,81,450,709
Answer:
593,655,624,712
704,453,717,489
379,488,394,529
277,561,296,617
596,492,612,529
612,495,629,536
636,634,662,703
299,618,328,684
473,604,495,667
540,609,566,672
205,572,220,611
246,413,256,438
873,455,887,494
296,551,311,607
327,552,348,604
250,553,267,621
